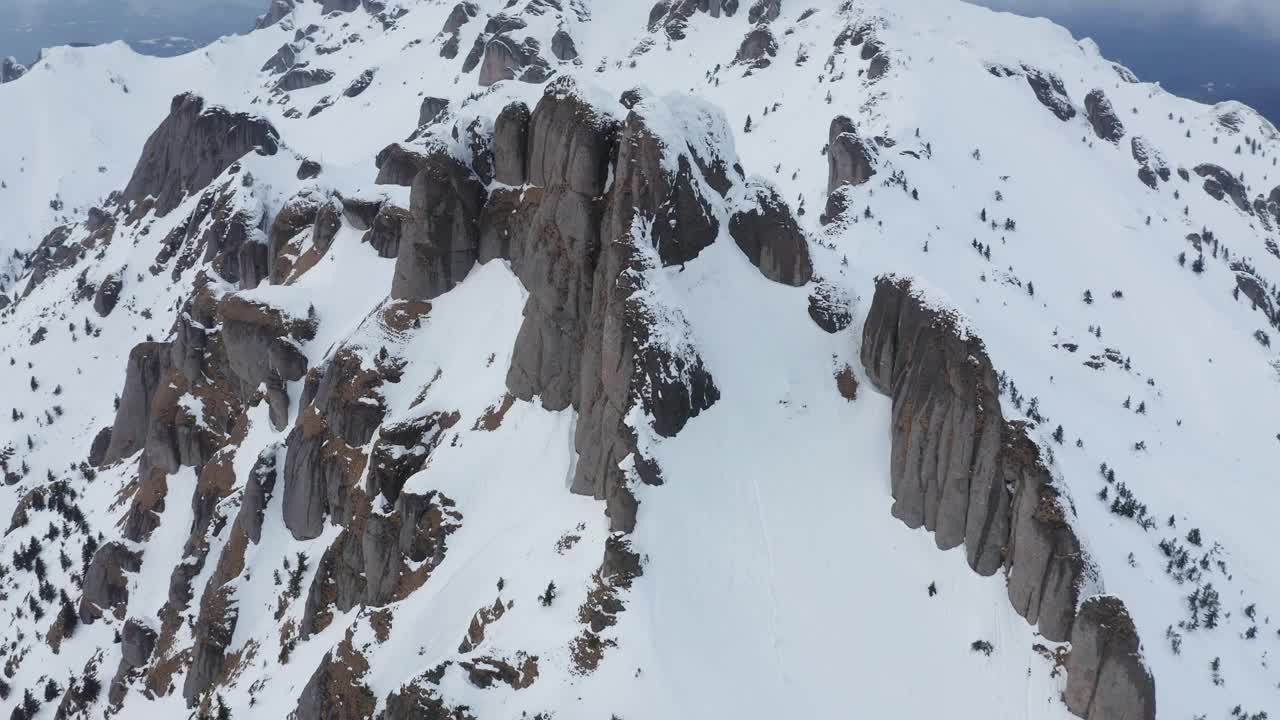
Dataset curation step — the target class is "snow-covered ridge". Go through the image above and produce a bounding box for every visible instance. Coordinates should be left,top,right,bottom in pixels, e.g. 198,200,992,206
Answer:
0,1,1278,718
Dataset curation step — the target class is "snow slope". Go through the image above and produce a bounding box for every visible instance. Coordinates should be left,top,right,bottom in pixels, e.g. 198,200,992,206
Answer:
0,0,1278,718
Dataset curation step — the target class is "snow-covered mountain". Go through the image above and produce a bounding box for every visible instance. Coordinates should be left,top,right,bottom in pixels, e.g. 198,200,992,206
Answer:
1,1,1278,718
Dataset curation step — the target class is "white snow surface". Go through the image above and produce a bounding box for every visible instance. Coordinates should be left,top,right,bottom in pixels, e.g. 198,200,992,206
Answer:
0,0,1277,718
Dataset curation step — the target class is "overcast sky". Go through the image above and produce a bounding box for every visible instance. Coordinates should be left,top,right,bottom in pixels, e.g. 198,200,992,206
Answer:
975,0,1280,34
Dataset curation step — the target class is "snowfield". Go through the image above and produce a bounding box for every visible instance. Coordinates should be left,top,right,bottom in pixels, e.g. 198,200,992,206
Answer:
0,0,1278,718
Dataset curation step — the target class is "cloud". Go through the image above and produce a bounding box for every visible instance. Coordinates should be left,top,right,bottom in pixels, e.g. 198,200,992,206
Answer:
974,0,1280,34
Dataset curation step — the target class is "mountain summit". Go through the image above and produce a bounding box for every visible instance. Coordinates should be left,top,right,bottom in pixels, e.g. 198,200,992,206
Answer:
0,1,1278,718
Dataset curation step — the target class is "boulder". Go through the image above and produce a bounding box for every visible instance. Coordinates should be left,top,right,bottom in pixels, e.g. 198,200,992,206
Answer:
122,94,279,217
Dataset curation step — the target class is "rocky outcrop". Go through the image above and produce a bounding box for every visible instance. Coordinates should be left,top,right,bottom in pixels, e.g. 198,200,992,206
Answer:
1131,137,1170,190
494,102,531,185
123,94,278,217
108,618,157,706
1022,66,1076,121
861,275,1154,717
1084,89,1125,142
103,342,171,464
79,543,142,623
1065,596,1157,720
344,68,376,98
551,29,578,62
0,56,27,83
256,0,297,29
294,636,376,720
217,294,311,405
438,2,479,59
262,42,299,74
282,348,385,540
93,271,124,317
1195,163,1253,213
649,0,740,41
363,203,411,259
275,67,335,92
748,0,782,24
823,115,876,224
735,27,777,69
729,182,813,286
389,152,486,300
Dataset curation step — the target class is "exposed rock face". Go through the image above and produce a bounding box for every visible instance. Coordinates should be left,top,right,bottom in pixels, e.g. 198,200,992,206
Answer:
808,281,853,333
79,542,142,623
262,42,299,74
375,143,430,186
103,342,171,464
344,68,376,98
93,272,124,316
551,29,579,61
735,27,777,68
282,348,385,540
823,115,876,224
294,637,376,720
363,204,411,259
217,295,311,407
256,0,297,29
861,275,1155,715
1084,89,1125,142
729,182,813,286
109,618,158,705
1195,163,1253,213
462,16,553,87
1131,136,1170,190
1022,66,1076,121
418,97,450,128
438,2,479,59
275,67,336,92
748,0,782,24
0,56,27,83
298,158,323,180
649,0,740,41
827,116,875,195
487,81,722,532
1065,596,1157,720
122,93,279,217
493,101,531,185
390,152,486,300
